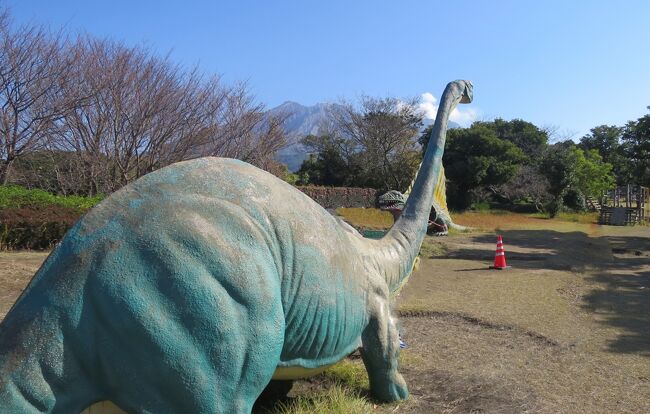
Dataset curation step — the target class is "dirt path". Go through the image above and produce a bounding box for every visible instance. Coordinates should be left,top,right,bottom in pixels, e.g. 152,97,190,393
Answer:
393,225,650,413
0,251,48,320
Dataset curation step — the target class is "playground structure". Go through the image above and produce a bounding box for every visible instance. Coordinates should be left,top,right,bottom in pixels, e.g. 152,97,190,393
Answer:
597,184,649,225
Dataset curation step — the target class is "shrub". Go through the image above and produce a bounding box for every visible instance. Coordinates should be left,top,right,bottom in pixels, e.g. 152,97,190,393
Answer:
297,186,378,209
0,185,100,250
563,189,586,211
0,184,378,249
0,206,83,250
0,185,103,210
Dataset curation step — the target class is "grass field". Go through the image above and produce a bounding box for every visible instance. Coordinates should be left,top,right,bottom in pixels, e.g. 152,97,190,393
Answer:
1,209,649,413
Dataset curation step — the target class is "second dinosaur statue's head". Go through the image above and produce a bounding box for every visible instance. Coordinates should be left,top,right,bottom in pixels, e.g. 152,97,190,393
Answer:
378,190,407,211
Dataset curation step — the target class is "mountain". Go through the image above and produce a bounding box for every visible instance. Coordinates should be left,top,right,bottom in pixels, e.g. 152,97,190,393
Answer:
265,101,342,171
423,118,461,130
266,101,339,138
266,101,461,172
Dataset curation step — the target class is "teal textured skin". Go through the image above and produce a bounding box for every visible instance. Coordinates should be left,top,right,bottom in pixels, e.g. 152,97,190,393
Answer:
0,80,473,414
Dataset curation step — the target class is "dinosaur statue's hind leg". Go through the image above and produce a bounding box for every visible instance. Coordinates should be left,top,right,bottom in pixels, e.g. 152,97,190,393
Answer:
87,238,285,414
360,287,409,402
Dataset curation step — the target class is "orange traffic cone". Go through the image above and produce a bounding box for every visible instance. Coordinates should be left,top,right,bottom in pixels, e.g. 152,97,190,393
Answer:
490,235,510,270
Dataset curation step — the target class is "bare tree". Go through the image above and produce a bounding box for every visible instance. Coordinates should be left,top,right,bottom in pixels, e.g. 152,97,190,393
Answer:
0,12,77,184
328,96,422,190
542,124,577,144
198,82,289,171
489,165,551,212
0,9,288,195
53,38,236,194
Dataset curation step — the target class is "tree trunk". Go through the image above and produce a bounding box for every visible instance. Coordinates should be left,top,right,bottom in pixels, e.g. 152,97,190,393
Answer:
0,158,13,185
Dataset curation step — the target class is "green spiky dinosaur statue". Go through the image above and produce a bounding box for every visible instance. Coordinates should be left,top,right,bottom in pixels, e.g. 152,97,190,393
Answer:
0,80,473,413
379,162,468,236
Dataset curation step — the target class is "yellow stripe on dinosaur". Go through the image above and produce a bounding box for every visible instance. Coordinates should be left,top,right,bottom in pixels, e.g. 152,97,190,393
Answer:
404,165,451,224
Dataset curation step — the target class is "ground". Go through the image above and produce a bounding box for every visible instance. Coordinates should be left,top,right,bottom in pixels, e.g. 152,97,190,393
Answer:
1,212,649,413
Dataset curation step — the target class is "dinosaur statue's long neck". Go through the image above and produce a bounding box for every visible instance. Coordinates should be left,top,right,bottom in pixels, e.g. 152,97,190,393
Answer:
373,82,467,291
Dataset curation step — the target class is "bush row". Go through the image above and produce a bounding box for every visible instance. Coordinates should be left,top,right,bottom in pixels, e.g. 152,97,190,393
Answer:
0,206,83,250
0,185,103,210
0,185,100,250
297,186,379,209
0,185,378,250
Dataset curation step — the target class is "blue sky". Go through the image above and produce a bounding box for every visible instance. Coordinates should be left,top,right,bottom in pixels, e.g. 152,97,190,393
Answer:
7,0,650,137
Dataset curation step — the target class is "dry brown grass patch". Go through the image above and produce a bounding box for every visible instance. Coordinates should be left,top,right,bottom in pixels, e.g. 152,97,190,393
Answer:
0,251,48,319
335,207,394,229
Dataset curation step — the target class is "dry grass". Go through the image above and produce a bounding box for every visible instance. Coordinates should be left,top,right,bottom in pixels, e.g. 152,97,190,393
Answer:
546,211,599,224
335,207,393,229
395,225,650,413
0,251,48,319
398,262,587,344
452,210,598,232
336,208,601,233
417,237,447,259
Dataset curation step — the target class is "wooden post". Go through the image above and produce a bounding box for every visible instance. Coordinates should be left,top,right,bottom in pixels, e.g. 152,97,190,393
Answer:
627,184,631,209
637,185,642,222
641,187,648,221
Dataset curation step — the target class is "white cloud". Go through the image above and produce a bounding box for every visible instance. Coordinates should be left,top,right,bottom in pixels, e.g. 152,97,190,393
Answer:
449,106,478,126
417,92,438,120
418,92,477,127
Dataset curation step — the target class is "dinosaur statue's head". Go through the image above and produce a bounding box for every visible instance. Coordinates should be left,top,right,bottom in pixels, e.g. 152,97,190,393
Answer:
378,190,407,211
453,79,473,104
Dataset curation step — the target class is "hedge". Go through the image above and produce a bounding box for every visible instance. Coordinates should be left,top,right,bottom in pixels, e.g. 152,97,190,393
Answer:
0,185,378,250
0,185,103,210
297,186,378,209
0,185,99,250
0,206,84,250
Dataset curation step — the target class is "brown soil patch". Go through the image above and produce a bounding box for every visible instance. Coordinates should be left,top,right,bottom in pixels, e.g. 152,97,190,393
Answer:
394,225,650,413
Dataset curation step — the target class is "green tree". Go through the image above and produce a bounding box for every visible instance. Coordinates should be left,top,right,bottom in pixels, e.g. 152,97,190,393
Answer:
420,118,549,210
539,142,579,217
442,124,526,209
297,135,353,186
330,96,422,191
573,148,615,200
420,118,548,161
540,143,615,217
578,125,628,183
473,118,549,161
301,97,422,190
490,165,551,212
621,111,650,186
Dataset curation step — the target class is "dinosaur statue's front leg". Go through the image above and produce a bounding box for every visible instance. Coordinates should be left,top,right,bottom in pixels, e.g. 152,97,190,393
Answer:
360,289,409,402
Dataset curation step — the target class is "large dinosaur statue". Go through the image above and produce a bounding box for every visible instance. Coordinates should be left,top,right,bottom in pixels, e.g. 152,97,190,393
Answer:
0,80,473,413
